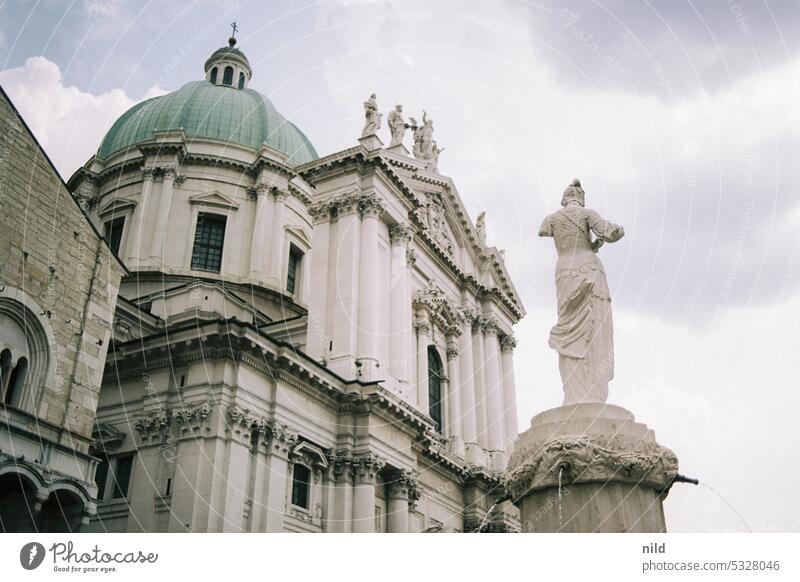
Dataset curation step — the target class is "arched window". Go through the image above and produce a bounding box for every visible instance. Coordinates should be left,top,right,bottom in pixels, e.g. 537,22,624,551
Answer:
238,72,245,89
428,346,444,432
0,349,12,401
210,67,218,84
222,66,234,86
5,356,28,406
1,295,51,412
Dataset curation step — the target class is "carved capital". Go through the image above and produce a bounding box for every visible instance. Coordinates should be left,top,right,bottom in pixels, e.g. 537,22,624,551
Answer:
500,335,517,353
413,318,431,336
386,469,420,507
134,412,171,439
389,224,413,245
173,174,186,186
330,192,361,216
141,167,157,180
272,188,289,202
268,422,298,456
483,316,501,335
446,342,460,361
326,450,355,480
174,401,212,428
358,194,383,218
352,452,386,483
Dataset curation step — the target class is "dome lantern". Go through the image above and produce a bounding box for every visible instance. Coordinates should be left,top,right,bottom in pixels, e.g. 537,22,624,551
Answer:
204,31,252,89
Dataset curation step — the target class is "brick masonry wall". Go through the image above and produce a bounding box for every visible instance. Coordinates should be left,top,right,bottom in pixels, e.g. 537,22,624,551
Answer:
0,89,125,451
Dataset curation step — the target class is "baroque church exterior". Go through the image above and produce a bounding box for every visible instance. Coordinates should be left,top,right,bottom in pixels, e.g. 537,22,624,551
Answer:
1,37,525,533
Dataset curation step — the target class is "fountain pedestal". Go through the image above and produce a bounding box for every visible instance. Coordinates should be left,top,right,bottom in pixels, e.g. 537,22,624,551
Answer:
506,403,679,532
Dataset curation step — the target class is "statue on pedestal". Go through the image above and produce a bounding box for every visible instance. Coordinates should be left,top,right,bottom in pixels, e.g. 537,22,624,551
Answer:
539,179,625,405
387,104,406,146
361,93,382,137
408,111,442,171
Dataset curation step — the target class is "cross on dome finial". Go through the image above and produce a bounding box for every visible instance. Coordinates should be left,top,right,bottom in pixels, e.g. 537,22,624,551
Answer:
229,22,238,47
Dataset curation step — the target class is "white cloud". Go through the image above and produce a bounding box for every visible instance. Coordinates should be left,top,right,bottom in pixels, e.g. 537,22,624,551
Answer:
0,56,164,178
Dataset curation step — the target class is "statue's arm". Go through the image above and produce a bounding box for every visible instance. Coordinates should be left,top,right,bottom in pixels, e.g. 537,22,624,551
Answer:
587,210,624,243
538,215,553,237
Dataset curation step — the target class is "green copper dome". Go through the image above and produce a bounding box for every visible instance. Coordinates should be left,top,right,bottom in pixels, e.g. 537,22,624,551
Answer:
98,80,318,165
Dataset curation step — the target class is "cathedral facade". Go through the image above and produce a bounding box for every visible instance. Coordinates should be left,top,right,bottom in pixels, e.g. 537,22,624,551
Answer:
2,37,525,533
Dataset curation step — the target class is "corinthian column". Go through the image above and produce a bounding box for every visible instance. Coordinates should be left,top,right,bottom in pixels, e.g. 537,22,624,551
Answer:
458,310,479,463
352,453,385,533
446,335,464,456
149,167,178,262
472,317,488,451
484,318,506,469
389,225,412,388
267,190,287,286
415,310,431,412
501,335,519,452
386,470,419,533
357,196,382,381
128,167,156,263
249,185,270,281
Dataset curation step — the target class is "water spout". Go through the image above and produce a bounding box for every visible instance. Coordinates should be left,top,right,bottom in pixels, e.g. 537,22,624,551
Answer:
674,474,699,485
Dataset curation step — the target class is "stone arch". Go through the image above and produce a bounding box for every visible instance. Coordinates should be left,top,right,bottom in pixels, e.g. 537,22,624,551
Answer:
0,464,46,533
0,286,56,415
37,486,87,533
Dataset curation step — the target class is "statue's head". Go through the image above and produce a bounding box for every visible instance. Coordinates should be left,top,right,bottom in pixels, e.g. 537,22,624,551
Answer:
561,178,585,207
396,104,403,112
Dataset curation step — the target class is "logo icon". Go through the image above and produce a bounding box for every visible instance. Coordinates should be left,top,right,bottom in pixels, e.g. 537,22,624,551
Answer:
20,542,46,570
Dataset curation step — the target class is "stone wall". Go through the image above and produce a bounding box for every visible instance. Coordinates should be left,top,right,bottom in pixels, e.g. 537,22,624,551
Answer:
0,88,125,451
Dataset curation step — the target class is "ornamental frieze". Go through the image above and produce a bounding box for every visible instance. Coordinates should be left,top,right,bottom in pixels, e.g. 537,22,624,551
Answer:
504,435,679,503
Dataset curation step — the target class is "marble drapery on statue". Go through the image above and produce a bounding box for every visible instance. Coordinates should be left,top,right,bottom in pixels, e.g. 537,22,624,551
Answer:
362,93,382,136
539,179,624,405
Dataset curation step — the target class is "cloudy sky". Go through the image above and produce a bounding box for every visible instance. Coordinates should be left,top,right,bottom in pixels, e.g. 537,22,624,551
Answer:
2,0,799,532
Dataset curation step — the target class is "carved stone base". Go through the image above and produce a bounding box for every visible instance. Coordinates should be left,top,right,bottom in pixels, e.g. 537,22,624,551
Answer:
384,143,411,157
505,403,678,533
358,133,384,151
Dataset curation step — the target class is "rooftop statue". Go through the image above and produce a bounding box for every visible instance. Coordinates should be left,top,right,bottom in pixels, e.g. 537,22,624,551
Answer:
387,104,406,146
539,179,625,405
408,111,441,171
362,93,382,137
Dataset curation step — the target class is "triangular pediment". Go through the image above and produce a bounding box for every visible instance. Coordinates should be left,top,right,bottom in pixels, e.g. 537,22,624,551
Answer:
188,191,239,210
98,197,137,217
285,225,312,247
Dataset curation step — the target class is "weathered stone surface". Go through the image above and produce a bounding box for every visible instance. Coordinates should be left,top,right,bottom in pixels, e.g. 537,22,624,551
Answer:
506,403,678,532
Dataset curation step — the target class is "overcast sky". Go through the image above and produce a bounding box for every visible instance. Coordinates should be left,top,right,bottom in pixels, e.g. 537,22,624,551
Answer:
2,0,799,532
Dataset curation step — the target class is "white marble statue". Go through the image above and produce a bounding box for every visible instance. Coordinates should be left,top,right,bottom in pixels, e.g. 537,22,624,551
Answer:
539,179,625,405
362,93,382,137
388,104,406,146
476,211,487,244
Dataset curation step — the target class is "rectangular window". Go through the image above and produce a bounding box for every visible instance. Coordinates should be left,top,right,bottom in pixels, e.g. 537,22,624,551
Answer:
291,464,311,509
111,455,134,499
191,214,226,272
286,246,303,294
103,217,125,255
94,458,110,501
